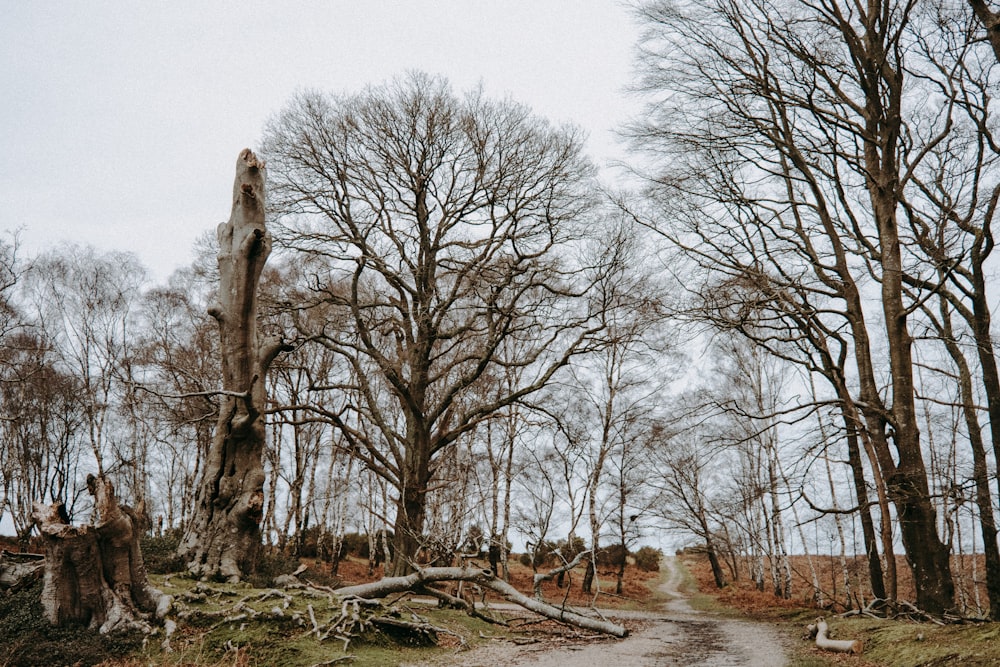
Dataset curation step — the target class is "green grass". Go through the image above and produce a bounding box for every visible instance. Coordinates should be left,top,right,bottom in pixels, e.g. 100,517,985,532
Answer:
822,615,1000,667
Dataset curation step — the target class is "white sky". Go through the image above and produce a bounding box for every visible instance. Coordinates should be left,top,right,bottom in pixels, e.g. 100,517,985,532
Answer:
1,1,642,282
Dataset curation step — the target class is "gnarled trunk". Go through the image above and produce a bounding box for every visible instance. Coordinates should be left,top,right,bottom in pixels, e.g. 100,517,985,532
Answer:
177,149,289,581
32,475,169,633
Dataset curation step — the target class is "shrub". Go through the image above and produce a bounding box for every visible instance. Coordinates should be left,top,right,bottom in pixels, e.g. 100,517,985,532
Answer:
634,545,662,572
341,532,369,557
296,525,340,560
553,535,587,560
597,544,628,568
249,547,302,587
140,529,186,574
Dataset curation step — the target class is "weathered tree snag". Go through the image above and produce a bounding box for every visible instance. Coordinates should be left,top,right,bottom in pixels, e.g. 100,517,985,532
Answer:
334,565,628,637
807,618,863,654
177,149,290,581
31,475,169,633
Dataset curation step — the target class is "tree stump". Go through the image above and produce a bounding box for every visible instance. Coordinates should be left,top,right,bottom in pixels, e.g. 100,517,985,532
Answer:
31,475,170,633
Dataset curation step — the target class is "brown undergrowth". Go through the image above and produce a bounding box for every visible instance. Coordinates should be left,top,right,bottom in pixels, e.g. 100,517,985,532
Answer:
681,552,1000,667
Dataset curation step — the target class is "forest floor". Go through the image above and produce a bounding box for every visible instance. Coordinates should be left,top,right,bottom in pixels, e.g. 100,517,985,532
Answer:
677,552,1000,667
3,547,1000,665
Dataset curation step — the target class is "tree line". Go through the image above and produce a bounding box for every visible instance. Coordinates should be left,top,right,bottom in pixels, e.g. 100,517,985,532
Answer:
4,0,1000,621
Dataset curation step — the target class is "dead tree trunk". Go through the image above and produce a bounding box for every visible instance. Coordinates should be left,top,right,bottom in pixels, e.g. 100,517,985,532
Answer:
177,149,290,581
31,475,169,633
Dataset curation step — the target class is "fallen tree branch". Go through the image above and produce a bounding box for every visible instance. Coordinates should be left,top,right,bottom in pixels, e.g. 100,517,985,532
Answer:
333,565,627,637
532,550,590,600
807,618,863,654
416,584,509,626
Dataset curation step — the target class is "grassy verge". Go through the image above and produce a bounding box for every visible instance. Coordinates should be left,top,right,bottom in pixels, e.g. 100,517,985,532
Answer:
130,574,526,667
677,553,1000,667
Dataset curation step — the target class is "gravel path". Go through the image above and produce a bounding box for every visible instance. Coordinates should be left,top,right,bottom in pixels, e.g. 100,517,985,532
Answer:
405,557,791,666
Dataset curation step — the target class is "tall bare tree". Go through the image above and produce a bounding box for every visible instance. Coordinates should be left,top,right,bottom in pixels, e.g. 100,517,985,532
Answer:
262,73,608,575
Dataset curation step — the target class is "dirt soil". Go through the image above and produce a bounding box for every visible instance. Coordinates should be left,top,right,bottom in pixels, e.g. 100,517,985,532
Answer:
405,557,792,666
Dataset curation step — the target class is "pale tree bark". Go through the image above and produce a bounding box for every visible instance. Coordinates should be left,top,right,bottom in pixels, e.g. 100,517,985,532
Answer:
177,149,291,581
0,551,43,591
808,618,863,655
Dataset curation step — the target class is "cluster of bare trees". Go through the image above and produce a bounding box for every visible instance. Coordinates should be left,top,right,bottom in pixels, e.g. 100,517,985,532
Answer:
628,0,1000,618
9,0,1000,627
0,76,674,601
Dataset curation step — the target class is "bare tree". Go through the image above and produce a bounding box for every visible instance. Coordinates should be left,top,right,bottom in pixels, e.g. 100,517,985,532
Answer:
647,417,731,589
262,73,608,575
24,245,146,489
136,272,220,532
0,332,83,544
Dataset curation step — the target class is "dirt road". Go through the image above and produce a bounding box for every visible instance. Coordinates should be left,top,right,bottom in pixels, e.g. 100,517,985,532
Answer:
409,557,791,666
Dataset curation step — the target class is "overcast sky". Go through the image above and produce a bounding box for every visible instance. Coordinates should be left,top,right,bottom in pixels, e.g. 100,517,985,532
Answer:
1,1,642,282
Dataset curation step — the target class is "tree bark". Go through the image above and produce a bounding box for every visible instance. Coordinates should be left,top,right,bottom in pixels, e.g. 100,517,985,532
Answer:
31,475,169,633
0,550,43,591
933,295,1000,619
389,450,431,577
852,4,954,614
177,149,290,581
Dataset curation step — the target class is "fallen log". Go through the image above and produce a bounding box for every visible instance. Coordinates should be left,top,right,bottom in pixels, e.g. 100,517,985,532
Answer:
334,565,628,637
807,617,863,654
0,550,44,591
